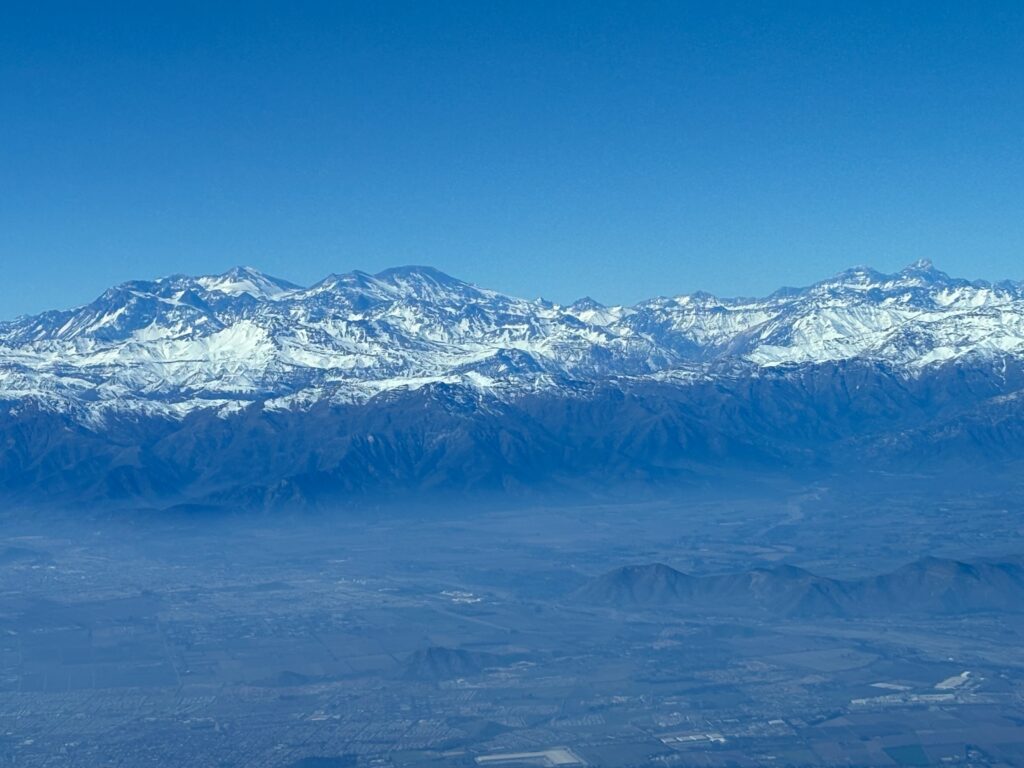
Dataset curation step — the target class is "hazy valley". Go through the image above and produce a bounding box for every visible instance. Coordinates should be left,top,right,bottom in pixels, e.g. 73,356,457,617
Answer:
4,477,1024,767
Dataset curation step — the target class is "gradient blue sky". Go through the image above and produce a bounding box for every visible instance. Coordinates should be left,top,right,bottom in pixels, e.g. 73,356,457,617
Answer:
2,1,1023,316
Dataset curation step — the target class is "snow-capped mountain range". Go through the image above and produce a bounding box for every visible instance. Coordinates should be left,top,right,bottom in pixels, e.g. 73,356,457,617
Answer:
3,260,1024,510
2,260,1023,421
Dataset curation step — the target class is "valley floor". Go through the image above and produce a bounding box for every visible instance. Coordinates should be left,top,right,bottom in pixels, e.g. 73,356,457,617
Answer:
2,477,1024,767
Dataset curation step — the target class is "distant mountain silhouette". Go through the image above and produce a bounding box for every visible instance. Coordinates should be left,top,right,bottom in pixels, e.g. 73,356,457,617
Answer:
575,556,1024,618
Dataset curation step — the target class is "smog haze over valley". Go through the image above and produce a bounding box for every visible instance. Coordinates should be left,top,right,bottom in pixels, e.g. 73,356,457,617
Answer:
4,3,1024,767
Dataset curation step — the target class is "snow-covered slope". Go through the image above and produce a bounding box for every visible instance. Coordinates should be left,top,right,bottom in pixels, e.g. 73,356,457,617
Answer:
1,260,1023,420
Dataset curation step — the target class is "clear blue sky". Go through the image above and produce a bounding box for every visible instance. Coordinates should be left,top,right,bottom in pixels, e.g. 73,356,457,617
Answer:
2,1,1023,316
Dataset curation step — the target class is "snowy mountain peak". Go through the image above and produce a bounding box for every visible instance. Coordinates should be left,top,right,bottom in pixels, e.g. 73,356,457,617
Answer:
195,266,300,299
374,264,464,286
304,266,488,308
2,262,1024,420
895,258,952,285
369,265,486,301
824,265,889,288
808,260,964,294
568,296,606,313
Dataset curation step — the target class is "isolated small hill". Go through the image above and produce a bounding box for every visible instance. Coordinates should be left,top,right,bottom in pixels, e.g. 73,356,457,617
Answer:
574,562,850,617
705,565,851,617
574,563,697,605
576,556,1024,618
402,646,498,681
858,556,1024,615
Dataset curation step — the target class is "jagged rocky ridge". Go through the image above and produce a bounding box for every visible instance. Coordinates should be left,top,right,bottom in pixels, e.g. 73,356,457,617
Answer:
1,261,1024,509
575,556,1024,618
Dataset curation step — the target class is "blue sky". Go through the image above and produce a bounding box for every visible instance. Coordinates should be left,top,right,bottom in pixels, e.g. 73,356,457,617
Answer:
2,1,1023,316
